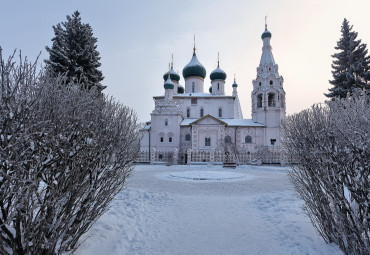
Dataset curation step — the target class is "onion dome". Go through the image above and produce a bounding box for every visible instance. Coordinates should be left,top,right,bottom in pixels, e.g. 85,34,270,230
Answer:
182,47,206,79
261,23,272,39
210,66,227,81
163,73,174,89
232,78,238,87
163,66,180,82
209,86,212,93
210,53,227,80
177,85,184,94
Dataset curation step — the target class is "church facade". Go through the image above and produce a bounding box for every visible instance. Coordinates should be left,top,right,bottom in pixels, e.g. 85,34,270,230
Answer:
139,26,286,164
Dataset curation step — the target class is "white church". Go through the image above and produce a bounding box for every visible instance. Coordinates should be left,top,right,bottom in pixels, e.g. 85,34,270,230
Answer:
139,25,286,164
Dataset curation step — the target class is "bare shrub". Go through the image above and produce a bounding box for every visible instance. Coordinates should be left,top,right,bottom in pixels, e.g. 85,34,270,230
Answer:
282,92,370,255
0,50,140,254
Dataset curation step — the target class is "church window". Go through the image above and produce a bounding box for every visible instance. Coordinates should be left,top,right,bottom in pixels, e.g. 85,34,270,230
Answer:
225,135,232,144
158,154,163,159
192,82,195,93
186,108,190,117
270,139,276,145
268,93,275,107
160,137,164,143
218,108,222,117
200,108,204,117
165,120,168,126
245,135,252,143
257,94,263,108
259,82,261,86
217,83,220,90
185,134,191,141
205,137,211,146
191,98,197,105
270,80,273,85
169,137,172,143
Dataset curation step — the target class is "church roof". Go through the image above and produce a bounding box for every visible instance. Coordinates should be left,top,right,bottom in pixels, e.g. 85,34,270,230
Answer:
180,115,264,127
163,75,174,89
182,53,206,79
154,92,235,99
163,67,180,82
188,115,228,126
259,26,275,66
224,119,264,127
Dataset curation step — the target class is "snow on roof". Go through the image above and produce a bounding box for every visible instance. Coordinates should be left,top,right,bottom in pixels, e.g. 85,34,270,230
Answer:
223,119,264,127
181,119,197,126
154,93,234,98
181,118,264,127
141,124,151,130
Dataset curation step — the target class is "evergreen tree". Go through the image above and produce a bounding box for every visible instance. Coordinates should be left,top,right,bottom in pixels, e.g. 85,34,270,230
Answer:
326,18,370,98
45,11,105,90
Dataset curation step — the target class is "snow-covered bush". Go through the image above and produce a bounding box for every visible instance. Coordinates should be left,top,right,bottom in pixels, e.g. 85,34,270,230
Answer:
282,93,370,255
0,50,140,254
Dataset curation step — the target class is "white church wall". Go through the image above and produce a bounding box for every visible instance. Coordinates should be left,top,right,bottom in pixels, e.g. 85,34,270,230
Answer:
185,77,204,93
139,129,150,152
175,97,235,119
180,126,192,151
150,114,181,152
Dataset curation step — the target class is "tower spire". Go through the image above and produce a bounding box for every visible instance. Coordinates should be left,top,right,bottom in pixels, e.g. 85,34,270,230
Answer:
265,15,267,30
234,73,236,83
217,52,220,67
167,63,171,79
171,54,174,69
193,35,196,55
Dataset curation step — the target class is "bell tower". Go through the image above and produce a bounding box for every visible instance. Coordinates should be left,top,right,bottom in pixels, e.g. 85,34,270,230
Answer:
251,20,286,147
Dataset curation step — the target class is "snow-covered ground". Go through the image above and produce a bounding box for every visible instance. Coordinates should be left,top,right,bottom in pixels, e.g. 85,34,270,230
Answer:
76,164,343,255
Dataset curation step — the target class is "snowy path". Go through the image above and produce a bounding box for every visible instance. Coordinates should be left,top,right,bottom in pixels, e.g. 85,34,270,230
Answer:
76,165,343,255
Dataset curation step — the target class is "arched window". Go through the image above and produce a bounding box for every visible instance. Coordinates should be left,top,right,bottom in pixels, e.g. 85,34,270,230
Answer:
270,80,273,85
217,83,220,90
205,137,211,146
268,93,275,107
185,134,191,141
169,137,172,143
200,108,204,117
257,94,263,108
225,135,232,144
218,108,222,117
245,135,252,143
165,120,168,126
160,137,164,143
186,108,190,118
192,82,195,93
259,82,261,86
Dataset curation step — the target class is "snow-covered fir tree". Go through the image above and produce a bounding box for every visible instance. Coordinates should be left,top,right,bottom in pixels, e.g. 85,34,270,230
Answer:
326,18,370,98
45,11,105,91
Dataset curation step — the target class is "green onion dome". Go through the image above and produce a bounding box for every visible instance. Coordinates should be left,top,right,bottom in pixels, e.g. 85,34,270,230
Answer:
177,85,184,94
163,67,180,82
261,29,272,40
232,79,238,87
182,53,206,79
210,66,227,81
164,74,174,89
209,86,212,93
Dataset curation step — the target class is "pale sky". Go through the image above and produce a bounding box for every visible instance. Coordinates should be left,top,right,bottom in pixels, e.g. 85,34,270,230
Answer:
1,0,370,122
